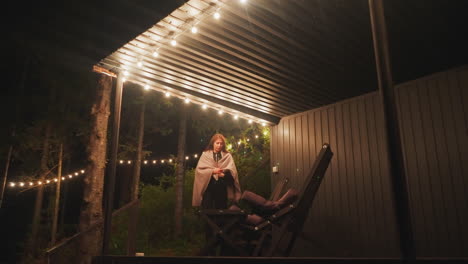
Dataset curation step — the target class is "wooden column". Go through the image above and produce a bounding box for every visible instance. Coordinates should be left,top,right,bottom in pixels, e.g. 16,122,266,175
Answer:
368,0,415,260
102,72,124,254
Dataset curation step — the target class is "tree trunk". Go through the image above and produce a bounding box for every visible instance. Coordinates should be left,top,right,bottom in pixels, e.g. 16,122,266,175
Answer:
174,107,187,237
130,94,145,201
78,74,112,264
51,143,63,246
30,121,51,253
0,144,13,209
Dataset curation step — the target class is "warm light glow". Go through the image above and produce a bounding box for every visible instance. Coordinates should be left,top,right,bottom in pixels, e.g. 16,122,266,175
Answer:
161,160,165,163
184,98,190,104
237,141,241,145
218,110,223,115
261,122,266,127
81,170,85,174
29,182,34,186
248,120,253,124
127,160,132,164
123,71,129,76
255,135,259,138
74,172,79,176
144,160,148,164
38,181,42,185
185,156,189,160
152,160,157,164
240,0,247,3
191,26,198,34
9,182,15,187
263,131,268,135
144,84,150,90
171,39,177,46
194,154,198,158
169,159,173,163
137,61,143,68
227,144,232,150
69,175,72,178
62,177,65,180
214,12,221,19
19,182,24,187
122,78,127,82
120,160,124,164
54,178,58,182
153,51,159,57
165,91,171,97
46,180,51,184
233,115,239,120
202,104,207,110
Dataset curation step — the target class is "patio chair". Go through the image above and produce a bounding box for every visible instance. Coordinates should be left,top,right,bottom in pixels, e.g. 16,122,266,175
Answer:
196,175,291,256
239,143,333,256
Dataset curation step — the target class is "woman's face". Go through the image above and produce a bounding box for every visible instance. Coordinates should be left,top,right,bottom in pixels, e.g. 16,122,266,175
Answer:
213,138,224,153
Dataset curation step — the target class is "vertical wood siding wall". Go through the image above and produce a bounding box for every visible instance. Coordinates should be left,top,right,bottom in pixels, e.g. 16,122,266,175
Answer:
270,66,468,258
395,66,468,258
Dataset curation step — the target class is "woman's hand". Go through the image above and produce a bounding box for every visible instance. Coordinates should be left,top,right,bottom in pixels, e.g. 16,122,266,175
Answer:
213,168,223,174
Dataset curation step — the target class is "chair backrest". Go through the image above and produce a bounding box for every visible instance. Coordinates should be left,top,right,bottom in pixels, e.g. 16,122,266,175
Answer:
292,143,333,229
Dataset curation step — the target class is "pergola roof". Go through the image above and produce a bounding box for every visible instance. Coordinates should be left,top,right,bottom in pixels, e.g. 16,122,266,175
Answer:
96,0,468,125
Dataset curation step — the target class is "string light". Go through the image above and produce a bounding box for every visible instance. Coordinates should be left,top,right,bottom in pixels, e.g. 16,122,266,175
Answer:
184,98,190,104
8,169,86,189
191,26,198,34
152,51,159,57
171,39,177,46
214,12,221,20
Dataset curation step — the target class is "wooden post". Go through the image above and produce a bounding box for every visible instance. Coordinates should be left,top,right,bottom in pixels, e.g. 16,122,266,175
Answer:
368,0,415,260
102,72,124,254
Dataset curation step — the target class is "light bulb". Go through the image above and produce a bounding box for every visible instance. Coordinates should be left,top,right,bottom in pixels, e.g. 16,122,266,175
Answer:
171,39,177,46
191,26,198,34
214,12,220,19
153,51,159,57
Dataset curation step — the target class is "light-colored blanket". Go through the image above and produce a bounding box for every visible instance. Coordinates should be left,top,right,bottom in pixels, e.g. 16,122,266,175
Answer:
192,150,241,207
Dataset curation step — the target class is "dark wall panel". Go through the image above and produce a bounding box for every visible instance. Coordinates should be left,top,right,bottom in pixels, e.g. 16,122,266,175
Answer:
395,66,468,257
271,93,400,257
270,66,468,258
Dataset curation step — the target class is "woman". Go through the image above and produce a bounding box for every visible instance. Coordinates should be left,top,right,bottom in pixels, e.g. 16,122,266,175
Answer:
192,133,241,209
